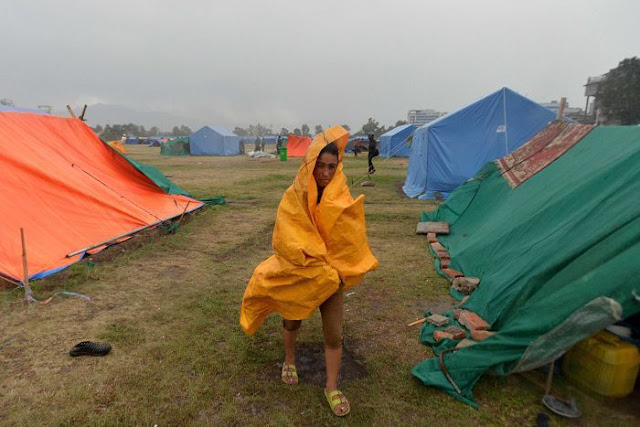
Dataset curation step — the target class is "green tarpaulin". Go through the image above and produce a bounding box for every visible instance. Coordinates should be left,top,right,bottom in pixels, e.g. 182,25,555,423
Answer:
412,125,640,407
123,154,190,196
161,137,190,156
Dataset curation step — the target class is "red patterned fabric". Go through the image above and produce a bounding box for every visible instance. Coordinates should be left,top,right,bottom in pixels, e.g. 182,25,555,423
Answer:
497,121,593,188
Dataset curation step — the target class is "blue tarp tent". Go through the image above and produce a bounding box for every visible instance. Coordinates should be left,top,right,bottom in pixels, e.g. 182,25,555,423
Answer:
402,88,557,199
190,125,240,156
379,124,415,157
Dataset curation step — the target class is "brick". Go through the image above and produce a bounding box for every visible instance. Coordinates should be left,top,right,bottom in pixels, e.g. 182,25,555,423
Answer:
443,326,466,340
453,309,462,320
458,295,470,307
433,331,454,342
427,232,438,243
430,242,445,253
416,221,450,235
440,258,450,269
436,250,450,261
455,339,476,349
471,330,496,341
426,314,450,327
452,277,480,295
458,310,489,331
442,268,464,280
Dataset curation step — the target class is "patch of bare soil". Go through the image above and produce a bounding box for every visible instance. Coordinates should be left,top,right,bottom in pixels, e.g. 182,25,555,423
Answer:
267,342,368,386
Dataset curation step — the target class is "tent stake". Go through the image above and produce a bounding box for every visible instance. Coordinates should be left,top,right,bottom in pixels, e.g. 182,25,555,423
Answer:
66,105,76,118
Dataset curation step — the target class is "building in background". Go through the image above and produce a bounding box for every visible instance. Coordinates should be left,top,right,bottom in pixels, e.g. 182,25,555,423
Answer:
584,74,608,124
539,101,583,119
407,109,444,127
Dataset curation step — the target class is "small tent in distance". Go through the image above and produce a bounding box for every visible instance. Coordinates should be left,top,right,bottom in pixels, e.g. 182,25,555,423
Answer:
379,123,415,157
161,137,190,156
403,87,558,199
190,126,240,155
286,134,312,157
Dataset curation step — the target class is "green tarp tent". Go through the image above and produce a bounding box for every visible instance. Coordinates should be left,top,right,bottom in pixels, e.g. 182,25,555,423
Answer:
412,122,640,407
161,137,190,156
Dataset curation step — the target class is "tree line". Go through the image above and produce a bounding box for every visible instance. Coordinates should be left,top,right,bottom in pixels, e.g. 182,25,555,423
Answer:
233,118,408,139
92,124,192,141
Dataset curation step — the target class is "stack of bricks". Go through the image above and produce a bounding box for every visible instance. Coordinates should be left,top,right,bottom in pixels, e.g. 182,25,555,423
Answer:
417,221,496,343
454,309,495,342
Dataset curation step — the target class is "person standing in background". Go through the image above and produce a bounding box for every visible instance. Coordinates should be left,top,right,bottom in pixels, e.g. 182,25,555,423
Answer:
367,134,378,174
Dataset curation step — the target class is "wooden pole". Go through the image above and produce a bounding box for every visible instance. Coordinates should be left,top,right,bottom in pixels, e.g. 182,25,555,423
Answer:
407,317,428,327
544,360,555,395
66,105,76,118
20,228,30,289
177,201,192,226
66,220,163,257
556,97,567,121
79,104,88,121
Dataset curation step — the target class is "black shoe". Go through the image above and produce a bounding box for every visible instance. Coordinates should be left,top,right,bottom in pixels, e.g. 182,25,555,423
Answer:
70,341,112,357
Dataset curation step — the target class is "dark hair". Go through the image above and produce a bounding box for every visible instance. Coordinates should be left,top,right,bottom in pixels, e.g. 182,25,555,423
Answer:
318,142,339,159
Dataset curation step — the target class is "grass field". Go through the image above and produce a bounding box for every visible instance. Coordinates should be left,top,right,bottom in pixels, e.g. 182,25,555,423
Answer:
1,144,638,425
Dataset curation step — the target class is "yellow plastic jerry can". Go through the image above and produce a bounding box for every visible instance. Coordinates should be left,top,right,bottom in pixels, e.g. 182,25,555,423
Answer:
563,331,640,398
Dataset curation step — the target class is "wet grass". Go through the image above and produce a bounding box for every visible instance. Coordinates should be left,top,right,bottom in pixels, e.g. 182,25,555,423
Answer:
1,145,637,425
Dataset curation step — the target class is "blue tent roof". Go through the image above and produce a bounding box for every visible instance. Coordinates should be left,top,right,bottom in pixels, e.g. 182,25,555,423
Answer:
403,88,558,199
207,125,236,137
190,125,240,156
380,124,416,157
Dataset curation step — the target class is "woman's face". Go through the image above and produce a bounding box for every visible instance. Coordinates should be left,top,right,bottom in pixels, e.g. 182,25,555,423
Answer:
313,152,339,189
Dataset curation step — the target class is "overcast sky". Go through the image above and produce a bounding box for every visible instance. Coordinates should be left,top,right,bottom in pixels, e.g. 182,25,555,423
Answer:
1,0,638,130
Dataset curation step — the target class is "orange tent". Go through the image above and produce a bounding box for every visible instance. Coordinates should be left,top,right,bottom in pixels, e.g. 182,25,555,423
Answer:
0,112,202,282
285,134,312,157
108,140,129,154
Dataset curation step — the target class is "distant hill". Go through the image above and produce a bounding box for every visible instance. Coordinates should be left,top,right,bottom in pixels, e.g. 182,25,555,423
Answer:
57,104,204,131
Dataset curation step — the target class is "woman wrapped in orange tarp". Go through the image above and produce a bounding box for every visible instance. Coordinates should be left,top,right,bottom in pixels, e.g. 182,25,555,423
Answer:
240,125,378,416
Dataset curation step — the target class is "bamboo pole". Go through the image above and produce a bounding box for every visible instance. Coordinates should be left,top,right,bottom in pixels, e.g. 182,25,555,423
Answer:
20,228,30,290
79,104,88,121
66,220,163,258
177,201,192,226
407,317,428,327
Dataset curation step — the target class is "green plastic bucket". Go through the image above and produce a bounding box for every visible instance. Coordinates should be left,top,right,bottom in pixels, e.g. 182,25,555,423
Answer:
279,146,288,161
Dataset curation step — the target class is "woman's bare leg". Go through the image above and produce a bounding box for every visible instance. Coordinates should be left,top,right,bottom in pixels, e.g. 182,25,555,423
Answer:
283,326,299,365
320,291,344,392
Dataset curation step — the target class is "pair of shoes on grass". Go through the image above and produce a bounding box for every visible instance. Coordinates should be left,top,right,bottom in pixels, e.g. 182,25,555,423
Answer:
281,362,350,416
69,341,112,357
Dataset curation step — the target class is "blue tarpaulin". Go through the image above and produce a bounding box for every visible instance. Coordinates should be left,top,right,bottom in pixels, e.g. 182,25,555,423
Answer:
379,124,415,157
190,125,240,156
402,88,557,199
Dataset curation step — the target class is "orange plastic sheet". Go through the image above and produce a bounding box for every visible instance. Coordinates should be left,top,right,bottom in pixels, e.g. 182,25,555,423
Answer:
240,126,378,335
285,134,312,157
0,112,202,281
